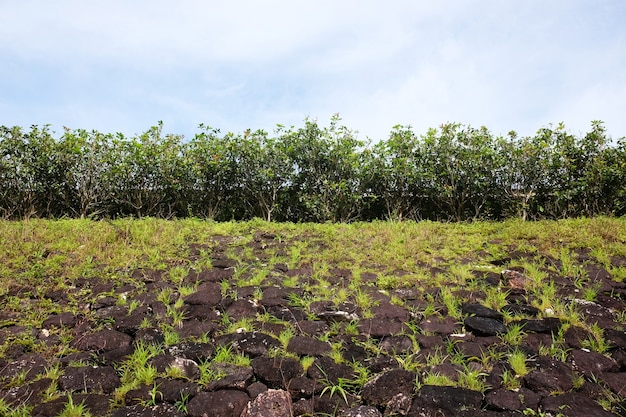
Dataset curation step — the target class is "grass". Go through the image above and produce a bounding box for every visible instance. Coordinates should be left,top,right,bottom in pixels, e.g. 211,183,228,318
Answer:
1,217,625,413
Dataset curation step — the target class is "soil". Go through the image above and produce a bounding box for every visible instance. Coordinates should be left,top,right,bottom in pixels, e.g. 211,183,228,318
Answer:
1,231,626,416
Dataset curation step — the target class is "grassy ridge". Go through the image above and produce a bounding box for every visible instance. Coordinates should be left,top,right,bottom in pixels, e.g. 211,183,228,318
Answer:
1,217,625,415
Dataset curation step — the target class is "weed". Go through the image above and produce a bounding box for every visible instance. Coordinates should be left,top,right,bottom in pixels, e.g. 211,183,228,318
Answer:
508,348,529,376
59,394,92,417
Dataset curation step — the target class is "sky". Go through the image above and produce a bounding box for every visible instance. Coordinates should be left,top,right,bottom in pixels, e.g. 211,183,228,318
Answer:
1,1,625,142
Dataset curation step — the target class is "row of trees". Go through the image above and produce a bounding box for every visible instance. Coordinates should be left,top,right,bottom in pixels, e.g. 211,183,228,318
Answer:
1,116,625,222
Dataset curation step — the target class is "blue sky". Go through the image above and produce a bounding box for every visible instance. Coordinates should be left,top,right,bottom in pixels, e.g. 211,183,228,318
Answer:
1,1,625,142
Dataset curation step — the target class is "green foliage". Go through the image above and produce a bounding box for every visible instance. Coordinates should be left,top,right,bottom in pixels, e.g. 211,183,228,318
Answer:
1,119,624,221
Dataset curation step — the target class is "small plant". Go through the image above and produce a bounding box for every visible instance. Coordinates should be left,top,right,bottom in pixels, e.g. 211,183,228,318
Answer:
59,394,92,417
421,371,455,387
508,348,529,376
500,323,526,346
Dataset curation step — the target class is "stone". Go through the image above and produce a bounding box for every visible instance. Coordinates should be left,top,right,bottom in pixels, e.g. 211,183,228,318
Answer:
59,366,121,394
569,349,619,376
379,335,414,354
362,369,416,407
515,318,562,334
410,385,483,415
287,376,320,399
42,312,78,329
420,316,461,335
205,364,254,391
485,388,540,411
215,332,281,357
600,372,626,395
464,316,507,336
564,325,593,349
186,390,250,417
110,403,186,417
2,352,49,380
286,335,331,356
71,329,133,352
252,356,304,389
183,281,222,306
307,356,355,385
540,392,616,417
523,356,574,394
240,389,293,417
501,303,540,317
462,303,503,320
341,405,383,417
358,319,404,337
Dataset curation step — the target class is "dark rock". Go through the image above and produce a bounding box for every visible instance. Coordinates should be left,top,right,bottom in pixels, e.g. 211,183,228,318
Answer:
205,364,253,391
211,259,238,269
523,355,573,394
420,316,461,335
485,387,540,411
247,381,268,399
176,320,216,339
2,352,49,380
410,385,483,415
32,394,113,417
115,307,151,335
183,282,222,306
252,356,304,389
307,356,355,384
379,335,414,354
502,303,540,317
540,392,616,417
372,303,410,321
358,319,405,337
215,332,281,357
605,329,626,349
292,398,314,416
42,312,78,329
569,349,619,376
600,372,626,396
226,299,261,320
134,328,165,345
564,325,593,349
152,378,199,403
341,405,383,417
267,305,306,322
462,303,503,320
0,377,52,406
59,365,120,394
110,403,186,417
296,320,329,336
314,390,359,415
287,335,331,356
384,392,413,416
186,390,249,417
167,342,215,362
464,316,507,336
516,317,562,334
71,329,133,352
288,376,320,399
362,369,416,407
240,389,293,417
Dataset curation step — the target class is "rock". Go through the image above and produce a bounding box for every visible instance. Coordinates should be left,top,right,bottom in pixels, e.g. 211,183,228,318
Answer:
358,319,405,337
540,392,616,417
600,372,626,395
287,335,331,356
240,389,293,417
523,356,574,394
183,281,222,306
564,325,593,349
59,366,121,394
485,388,540,411
462,303,503,320
42,312,78,329
502,270,531,289
215,332,281,357
464,316,507,336
0,377,53,406
186,390,249,417
307,356,355,385
501,303,540,317
569,349,619,376
362,369,416,407
410,385,483,415
226,299,261,320
71,329,133,352
379,335,414,354
2,352,49,380
110,403,186,417
288,376,320,399
252,356,304,389
515,318,562,334
205,364,254,391
341,405,383,417
384,392,412,416
420,316,460,335
247,381,268,399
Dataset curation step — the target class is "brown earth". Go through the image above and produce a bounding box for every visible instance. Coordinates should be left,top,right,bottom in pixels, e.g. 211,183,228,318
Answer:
1,232,625,416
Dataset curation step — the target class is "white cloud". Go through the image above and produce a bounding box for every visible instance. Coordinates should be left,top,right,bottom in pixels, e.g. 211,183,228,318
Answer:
1,1,625,140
